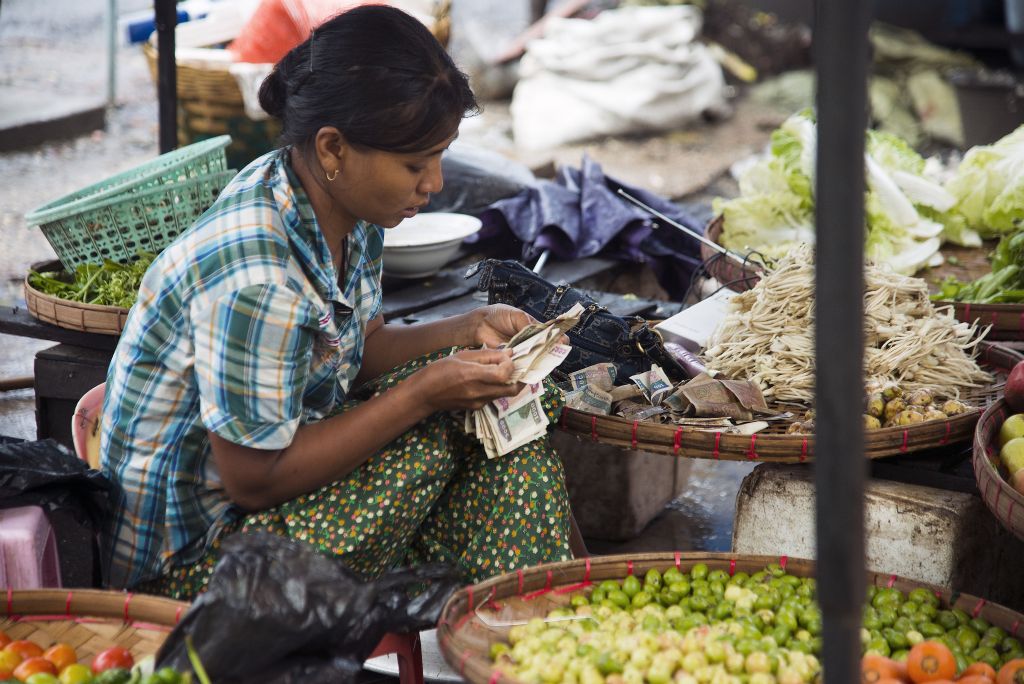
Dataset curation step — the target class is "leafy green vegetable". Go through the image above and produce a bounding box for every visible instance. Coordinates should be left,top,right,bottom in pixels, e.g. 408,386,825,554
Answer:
931,231,1024,303
28,252,155,309
946,126,1024,237
715,109,967,275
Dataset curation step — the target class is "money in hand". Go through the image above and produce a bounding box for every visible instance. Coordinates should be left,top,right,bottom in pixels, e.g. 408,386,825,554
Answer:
462,303,584,458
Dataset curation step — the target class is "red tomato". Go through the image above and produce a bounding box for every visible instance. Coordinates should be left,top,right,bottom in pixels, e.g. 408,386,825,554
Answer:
13,656,57,681
90,647,133,674
5,642,43,661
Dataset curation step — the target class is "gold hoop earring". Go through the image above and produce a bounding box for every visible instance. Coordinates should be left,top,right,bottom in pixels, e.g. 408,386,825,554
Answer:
326,169,339,182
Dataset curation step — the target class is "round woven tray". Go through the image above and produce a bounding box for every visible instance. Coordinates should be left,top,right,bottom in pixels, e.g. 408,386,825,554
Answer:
438,552,1024,684
24,261,129,336
557,342,1019,463
0,589,187,664
974,397,1024,542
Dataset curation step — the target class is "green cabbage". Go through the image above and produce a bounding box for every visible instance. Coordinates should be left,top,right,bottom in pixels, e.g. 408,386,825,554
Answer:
946,126,1024,237
716,110,963,275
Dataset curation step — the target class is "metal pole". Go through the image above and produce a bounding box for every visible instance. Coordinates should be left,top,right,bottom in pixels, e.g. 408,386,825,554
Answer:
106,0,118,107
814,0,871,683
155,0,177,153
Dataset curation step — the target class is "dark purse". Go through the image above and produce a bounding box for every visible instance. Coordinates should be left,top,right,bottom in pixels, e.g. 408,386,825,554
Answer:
467,259,688,383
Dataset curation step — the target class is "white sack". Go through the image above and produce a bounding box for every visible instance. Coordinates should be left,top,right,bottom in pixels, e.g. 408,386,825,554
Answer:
510,5,727,150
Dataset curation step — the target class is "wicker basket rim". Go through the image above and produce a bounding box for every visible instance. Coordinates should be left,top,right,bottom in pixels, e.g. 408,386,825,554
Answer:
3,588,187,627
558,341,1017,462
973,399,1024,530
26,140,232,226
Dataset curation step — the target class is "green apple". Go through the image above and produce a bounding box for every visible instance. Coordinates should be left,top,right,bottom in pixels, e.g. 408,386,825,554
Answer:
999,413,1024,448
1000,437,1024,475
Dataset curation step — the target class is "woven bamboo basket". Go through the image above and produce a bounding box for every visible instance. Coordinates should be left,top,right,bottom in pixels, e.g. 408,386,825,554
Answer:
438,552,1024,684
699,216,762,293
24,260,130,336
0,589,187,665
974,397,1024,542
557,342,1019,463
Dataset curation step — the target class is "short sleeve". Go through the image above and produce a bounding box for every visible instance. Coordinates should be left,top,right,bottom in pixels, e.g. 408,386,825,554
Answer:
192,283,318,449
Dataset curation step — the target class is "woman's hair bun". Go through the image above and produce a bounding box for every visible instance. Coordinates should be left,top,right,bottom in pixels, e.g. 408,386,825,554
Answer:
258,65,288,119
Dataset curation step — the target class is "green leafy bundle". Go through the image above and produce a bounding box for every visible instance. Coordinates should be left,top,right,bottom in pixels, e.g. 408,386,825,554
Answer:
28,252,156,309
932,231,1024,303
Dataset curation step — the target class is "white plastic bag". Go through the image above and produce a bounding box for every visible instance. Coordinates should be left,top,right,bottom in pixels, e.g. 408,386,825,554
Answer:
510,5,727,150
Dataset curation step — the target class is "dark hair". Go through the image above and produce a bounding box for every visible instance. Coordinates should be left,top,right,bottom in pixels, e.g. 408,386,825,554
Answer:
258,5,477,155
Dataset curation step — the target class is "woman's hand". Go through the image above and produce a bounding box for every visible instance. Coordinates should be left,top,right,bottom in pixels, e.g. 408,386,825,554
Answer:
471,304,537,349
412,348,521,412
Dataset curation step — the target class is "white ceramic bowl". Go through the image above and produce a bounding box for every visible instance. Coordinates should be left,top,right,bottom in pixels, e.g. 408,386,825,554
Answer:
382,212,482,278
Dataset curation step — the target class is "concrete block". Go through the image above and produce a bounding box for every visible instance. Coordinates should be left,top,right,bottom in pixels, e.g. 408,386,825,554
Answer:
552,431,691,541
733,463,1024,612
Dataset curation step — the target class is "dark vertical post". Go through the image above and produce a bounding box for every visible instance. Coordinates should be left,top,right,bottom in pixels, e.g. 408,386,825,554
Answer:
155,0,177,153
814,0,871,682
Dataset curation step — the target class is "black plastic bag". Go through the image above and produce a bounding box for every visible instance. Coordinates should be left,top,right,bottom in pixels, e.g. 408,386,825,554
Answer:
156,532,462,684
0,438,116,586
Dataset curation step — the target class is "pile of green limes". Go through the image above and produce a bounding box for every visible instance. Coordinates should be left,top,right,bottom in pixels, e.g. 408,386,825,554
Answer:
488,563,1023,684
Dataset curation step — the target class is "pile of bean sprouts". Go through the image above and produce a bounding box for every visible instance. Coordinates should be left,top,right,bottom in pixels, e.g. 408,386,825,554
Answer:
702,245,992,403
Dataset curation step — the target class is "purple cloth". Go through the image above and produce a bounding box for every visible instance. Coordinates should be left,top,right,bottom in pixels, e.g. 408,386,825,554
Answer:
471,155,709,299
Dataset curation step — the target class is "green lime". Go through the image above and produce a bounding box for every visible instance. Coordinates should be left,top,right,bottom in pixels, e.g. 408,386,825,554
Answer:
669,580,691,597
972,646,1002,669
920,622,946,638
658,589,681,607
621,575,642,598
771,625,792,648
691,563,709,581
595,653,623,675
644,568,663,591
662,568,685,587
1002,637,1024,654
689,595,711,613
631,590,653,609
898,601,921,618
937,610,960,631
957,626,982,651
883,627,909,650
570,594,589,608
971,617,993,633
607,589,630,609
641,613,661,631
598,580,620,594
866,637,891,656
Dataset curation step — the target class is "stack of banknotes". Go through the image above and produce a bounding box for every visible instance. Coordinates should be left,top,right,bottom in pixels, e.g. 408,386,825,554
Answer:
463,304,584,458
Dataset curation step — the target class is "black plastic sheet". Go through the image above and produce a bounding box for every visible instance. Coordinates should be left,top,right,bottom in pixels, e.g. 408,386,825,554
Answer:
473,155,710,299
0,437,115,586
156,533,461,684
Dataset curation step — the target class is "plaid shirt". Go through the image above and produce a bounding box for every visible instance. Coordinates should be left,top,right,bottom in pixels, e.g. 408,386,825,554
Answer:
101,148,384,588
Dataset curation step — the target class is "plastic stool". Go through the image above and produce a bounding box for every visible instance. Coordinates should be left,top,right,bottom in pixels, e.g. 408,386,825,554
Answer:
368,632,424,684
0,506,61,588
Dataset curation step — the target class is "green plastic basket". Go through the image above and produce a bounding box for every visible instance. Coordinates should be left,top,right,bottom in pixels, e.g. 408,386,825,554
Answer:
35,170,236,271
26,136,232,228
